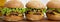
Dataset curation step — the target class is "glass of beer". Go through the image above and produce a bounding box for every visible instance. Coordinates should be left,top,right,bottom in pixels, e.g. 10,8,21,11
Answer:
0,0,6,17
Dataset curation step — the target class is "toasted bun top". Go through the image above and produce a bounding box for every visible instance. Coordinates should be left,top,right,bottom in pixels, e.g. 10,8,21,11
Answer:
26,1,45,9
47,0,60,8
5,1,24,8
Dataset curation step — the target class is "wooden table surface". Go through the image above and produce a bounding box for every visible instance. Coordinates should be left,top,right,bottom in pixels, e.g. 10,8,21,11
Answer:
0,18,60,22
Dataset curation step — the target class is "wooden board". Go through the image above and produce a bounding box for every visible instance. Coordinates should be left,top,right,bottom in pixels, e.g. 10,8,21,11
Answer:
0,18,60,22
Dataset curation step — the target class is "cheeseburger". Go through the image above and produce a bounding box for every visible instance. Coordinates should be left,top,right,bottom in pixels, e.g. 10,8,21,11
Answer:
26,1,46,20
46,0,60,20
1,0,25,21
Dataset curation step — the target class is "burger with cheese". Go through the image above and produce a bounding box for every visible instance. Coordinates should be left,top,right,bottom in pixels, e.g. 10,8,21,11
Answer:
46,0,60,20
1,0,25,21
25,1,46,20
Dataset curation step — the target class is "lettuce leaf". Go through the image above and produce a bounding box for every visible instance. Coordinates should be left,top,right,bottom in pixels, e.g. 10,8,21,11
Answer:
43,9,46,13
1,8,26,15
56,9,60,12
26,8,46,13
1,8,7,14
48,8,55,10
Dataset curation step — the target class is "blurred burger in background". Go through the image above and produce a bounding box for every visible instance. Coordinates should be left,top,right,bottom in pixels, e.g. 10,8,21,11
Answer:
46,0,60,20
1,0,25,21
25,0,46,20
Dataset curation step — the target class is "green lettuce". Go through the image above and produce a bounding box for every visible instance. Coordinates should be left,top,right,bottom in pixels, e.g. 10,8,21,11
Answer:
48,8,60,13
48,8,55,10
1,8,26,15
56,9,60,12
26,8,46,13
43,8,46,13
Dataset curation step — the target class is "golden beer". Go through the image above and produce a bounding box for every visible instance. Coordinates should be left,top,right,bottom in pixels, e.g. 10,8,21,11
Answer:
0,0,6,16
0,0,6,6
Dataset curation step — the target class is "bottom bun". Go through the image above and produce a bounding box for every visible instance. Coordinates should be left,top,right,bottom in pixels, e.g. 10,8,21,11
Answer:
46,14,60,20
26,14,44,20
3,15,23,21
